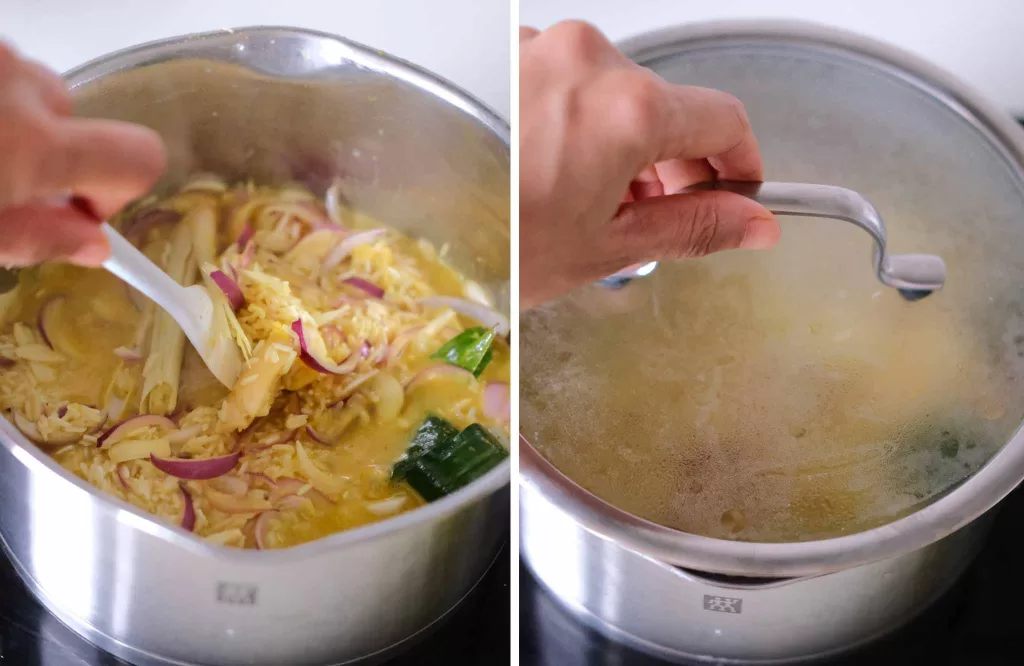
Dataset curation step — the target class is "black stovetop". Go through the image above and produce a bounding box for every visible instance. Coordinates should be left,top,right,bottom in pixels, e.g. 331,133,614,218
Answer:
0,542,509,665
521,483,1024,666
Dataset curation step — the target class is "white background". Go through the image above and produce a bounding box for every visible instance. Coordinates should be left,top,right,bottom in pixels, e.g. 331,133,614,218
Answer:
0,0,511,119
521,0,1024,115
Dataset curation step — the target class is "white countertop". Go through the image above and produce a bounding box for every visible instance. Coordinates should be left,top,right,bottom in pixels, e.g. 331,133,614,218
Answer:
0,0,510,118
521,0,1024,115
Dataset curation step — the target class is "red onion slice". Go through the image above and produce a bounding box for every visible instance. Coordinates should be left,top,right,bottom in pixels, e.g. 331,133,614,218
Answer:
253,510,277,550
404,364,476,391
180,485,196,532
360,340,371,358
56,405,68,419
304,425,331,446
291,319,359,375
274,495,313,512
210,270,245,311
321,229,387,271
37,296,64,349
88,413,108,436
116,463,131,489
342,277,384,299
150,451,241,480
483,382,510,424
268,477,333,509
236,224,254,251
98,414,178,448
418,296,509,337
236,240,256,270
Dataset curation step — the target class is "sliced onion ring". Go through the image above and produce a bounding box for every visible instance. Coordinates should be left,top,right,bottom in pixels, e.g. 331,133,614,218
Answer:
418,296,509,337
321,229,387,272
404,364,476,392
150,451,241,480
236,224,254,251
291,319,359,375
236,240,256,270
116,463,131,490
483,382,510,423
274,495,313,512
37,296,64,349
98,414,178,448
12,412,41,441
180,485,196,532
343,277,384,299
210,270,245,311
253,510,277,550
268,476,333,509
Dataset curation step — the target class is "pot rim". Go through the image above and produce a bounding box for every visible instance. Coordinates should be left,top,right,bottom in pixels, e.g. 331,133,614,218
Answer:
520,19,1024,578
1,25,510,562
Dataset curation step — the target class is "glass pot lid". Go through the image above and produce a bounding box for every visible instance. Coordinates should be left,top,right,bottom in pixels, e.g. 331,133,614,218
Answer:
521,30,1024,543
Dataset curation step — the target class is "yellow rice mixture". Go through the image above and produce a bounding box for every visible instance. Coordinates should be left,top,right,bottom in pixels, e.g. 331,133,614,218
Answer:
0,176,510,549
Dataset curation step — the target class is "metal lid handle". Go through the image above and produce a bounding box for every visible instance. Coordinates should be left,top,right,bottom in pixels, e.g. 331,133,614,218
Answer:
602,181,947,299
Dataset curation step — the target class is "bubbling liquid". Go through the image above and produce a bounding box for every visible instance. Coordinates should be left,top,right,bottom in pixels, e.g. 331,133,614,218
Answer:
521,220,1024,542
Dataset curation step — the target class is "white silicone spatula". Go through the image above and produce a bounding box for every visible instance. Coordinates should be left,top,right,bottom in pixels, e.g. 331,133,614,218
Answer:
99,222,243,387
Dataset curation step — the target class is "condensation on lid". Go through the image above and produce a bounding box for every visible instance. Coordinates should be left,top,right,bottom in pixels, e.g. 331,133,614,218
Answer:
521,33,1024,544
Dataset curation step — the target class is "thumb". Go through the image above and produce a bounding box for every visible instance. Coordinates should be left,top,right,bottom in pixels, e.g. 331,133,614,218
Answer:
609,190,780,262
0,203,110,267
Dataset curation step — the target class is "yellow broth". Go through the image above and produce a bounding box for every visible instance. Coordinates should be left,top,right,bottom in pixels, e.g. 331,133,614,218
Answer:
0,180,509,549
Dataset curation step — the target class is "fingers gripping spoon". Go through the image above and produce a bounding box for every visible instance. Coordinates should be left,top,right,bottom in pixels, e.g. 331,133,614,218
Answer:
601,181,948,301
100,222,244,387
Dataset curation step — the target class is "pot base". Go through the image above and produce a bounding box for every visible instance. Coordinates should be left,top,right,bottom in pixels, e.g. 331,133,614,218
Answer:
0,533,506,666
521,484,990,664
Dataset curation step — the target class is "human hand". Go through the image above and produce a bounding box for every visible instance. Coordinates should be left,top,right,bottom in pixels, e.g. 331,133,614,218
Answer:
0,42,165,267
519,22,780,309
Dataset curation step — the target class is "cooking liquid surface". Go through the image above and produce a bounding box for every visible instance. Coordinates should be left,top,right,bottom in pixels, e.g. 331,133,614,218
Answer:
0,183,510,548
522,220,1024,542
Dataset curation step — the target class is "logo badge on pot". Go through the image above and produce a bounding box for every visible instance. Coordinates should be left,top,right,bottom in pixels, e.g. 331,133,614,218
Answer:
703,595,743,614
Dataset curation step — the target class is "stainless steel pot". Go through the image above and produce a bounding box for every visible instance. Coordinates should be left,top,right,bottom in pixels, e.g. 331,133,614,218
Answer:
520,20,1024,663
0,27,509,666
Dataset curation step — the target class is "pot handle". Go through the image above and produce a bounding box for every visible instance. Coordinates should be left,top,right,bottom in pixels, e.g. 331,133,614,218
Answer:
667,564,822,591
599,180,947,300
